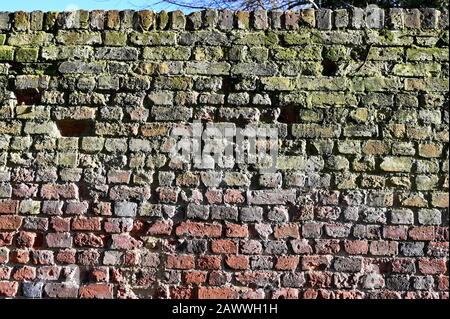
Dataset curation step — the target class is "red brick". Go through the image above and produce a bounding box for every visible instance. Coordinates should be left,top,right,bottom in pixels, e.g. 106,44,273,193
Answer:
93,202,112,216
132,219,146,235
12,265,36,281
343,240,369,255
0,266,11,280
208,271,231,286
436,226,449,241
383,226,408,240
50,217,70,232
275,256,299,271
225,223,248,238
110,234,142,250
167,255,195,269
197,255,221,270
170,287,194,299
79,284,113,299
0,215,22,230
0,232,14,246
104,218,133,233
57,183,79,199
16,231,36,248
274,223,300,239
315,239,340,254
37,266,61,280
0,281,18,297
90,267,109,282
334,290,365,299
72,217,101,231
438,275,449,291
65,201,89,215
392,258,416,273
184,271,207,285
12,168,33,182
176,221,222,238
223,189,245,204
107,170,131,184
225,255,249,270
74,233,104,248
302,255,332,271
44,283,78,298
46,232,72,248
9,249,29,264
77,250,100,266
290,239,313,254
369,241,398,256
122,251,140,267
0,248,7,264
409,226,436,241
158,187,179,203
56,249,76,264
13,183,38,198
211,239,238,254
241,240,263,255
242,289,265,299
41,183,78,200
205,190,222,204
198,287,239,299
0,200,18,214
147,220,172,236
31,250,54,265
418,258,447,275
303,288,333,299
235,271,278,287
272,288,299,299
307,272,333,288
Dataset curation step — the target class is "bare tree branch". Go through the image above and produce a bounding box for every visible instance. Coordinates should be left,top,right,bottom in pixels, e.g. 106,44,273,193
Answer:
125,0,450,12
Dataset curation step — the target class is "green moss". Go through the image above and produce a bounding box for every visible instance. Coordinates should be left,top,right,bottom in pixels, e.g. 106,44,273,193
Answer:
0,34,5,45
264,32,279,47
323,45,351,61
143,47,191,60
137,10,155,30
104,31,127,46
261,77,295,91
56,31,101,45
0,46,14,61
158,10,169,29
43,12,58,31
236,11,249,29
235,32,278,47
130,31,176,46
249,47,268,62
79,10,90,29
307,92,357,106
298,45,322,60
381,30,394,42
273,48,298,60
16,47,39,62
283,31,312,45
393,63,441,77
170,77,192,90
13,11,29,30
8,32,52,46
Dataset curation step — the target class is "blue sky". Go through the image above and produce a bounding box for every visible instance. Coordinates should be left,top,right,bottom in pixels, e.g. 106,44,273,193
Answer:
0,0,189,12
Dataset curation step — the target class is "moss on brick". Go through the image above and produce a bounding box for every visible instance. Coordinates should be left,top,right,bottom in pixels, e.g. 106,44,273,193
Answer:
0,46,14,61
15,47,39,62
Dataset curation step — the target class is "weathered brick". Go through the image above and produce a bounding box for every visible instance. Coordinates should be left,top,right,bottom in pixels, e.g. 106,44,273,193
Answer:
0,6,447,300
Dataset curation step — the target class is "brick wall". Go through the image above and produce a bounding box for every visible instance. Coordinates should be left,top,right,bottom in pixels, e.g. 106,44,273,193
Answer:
0,6,448,299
